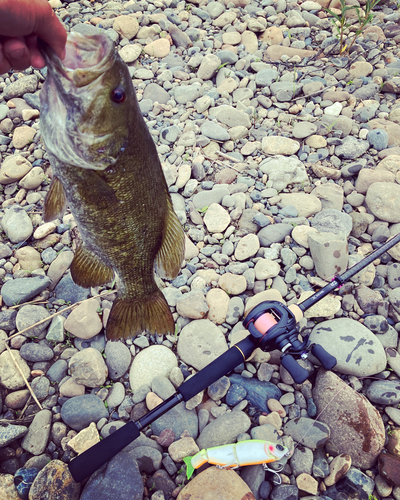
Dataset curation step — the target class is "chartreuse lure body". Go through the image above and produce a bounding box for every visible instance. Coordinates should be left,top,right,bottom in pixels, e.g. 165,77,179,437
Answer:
183,440,289,479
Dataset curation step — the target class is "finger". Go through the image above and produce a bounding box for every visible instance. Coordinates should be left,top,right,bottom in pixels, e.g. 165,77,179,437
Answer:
2,37,31,71
35,8,67,60
0,44,12,75
25,35,45,68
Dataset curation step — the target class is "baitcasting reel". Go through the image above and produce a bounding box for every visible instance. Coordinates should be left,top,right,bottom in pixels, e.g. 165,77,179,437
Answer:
243,301,337,384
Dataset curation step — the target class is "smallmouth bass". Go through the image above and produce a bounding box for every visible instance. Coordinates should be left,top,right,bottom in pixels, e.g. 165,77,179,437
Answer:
39,32,184,339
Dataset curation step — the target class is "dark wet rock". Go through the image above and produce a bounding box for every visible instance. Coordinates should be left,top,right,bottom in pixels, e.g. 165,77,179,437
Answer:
228,373,282,413
80,452,143,500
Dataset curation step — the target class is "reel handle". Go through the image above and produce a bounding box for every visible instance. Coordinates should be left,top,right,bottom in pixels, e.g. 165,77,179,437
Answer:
310,344,337,370
280,354,309,384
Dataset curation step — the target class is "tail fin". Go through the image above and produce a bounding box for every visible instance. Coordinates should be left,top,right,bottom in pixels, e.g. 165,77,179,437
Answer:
106,289,174,340
183,456,195,480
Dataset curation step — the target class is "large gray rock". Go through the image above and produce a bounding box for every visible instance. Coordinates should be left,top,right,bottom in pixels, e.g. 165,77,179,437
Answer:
313,370,385,468
151,401,198,440
309,318,386,377
129,345,177,392
177,319,228,370
258,224,293,247
311,209,353,236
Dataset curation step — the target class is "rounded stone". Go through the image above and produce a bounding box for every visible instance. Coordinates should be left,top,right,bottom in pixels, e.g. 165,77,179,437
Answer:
234,233,260,261
203,203,231,233
60,394,109,431
366,182,400,223
129,345,178,392
310,317,386,376
0,155,32,184
177,319,228,371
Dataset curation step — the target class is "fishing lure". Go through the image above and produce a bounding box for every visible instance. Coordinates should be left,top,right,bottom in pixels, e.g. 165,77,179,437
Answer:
183,440,289,480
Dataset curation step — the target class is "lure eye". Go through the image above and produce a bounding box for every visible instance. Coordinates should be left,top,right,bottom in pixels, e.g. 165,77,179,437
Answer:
111,87,126,104
276,445,284,451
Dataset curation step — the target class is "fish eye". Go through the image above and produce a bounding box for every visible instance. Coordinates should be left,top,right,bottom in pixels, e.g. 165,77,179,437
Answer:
276,445,284,451
111,87,126,104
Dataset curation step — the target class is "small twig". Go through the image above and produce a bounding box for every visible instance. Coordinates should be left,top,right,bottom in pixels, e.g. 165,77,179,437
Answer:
4,343,43,410
9,299,49,310
0,417,35,425
217,151,241,163
19,395,32,419
292,84,336,102
201,153,244,173
5,289,118,342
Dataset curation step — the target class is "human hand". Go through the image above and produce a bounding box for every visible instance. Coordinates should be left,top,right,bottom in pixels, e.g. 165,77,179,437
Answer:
0,0,67,74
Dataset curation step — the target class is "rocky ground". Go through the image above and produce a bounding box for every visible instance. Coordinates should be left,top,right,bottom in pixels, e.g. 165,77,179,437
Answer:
1,0,400,498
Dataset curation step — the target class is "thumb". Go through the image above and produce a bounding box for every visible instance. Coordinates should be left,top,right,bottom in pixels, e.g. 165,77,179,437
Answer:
35,7,67,60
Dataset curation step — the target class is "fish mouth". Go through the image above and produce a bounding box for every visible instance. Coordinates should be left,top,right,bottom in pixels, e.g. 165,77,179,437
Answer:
40,32,115,87
39,32,122,171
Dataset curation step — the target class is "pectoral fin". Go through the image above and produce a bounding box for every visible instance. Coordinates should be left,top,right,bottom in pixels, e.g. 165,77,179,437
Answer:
79,169,120,210
70,244,114,288
44,176,67,222
156,196,185,279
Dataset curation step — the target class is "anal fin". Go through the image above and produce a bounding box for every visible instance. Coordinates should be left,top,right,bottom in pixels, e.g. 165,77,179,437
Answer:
156,196,185,280
70,244,114,288
44,176,67,222
106,289,174,340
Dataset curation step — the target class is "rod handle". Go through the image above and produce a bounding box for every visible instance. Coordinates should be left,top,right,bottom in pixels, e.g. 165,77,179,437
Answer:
178,337,256,402
68,421,140,483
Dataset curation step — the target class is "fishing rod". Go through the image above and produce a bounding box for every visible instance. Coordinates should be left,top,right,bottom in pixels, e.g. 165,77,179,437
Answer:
68,231,400,483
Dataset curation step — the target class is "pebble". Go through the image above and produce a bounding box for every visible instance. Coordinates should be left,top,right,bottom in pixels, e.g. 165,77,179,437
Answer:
63,298,103,339
21,409,52,456
177,319,228,370
1,206,33,243
16,305,51,338
104,340,131,380
0,349,31,390
129,345,177,392
60,394,109,431
69,347,108,387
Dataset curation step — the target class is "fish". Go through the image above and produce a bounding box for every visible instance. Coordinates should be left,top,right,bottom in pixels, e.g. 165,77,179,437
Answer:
183,440,289,479
39,32,185,340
